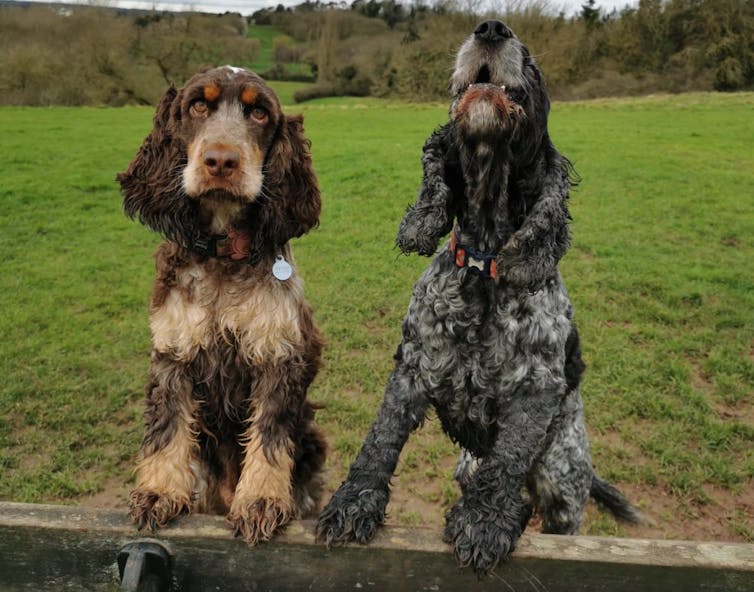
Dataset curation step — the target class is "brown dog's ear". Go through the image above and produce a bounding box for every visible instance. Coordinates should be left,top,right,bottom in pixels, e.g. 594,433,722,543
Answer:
116,86,200,247
258,114,321,248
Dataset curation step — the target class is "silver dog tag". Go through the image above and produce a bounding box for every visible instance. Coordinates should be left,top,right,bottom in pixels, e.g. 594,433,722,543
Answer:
272,255,293,281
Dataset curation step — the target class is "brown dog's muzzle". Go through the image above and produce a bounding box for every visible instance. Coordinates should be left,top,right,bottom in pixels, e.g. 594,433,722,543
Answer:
203,144,241,179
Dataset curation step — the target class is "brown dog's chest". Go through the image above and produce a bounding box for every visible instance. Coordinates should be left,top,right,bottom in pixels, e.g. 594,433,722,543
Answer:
149,250,304,366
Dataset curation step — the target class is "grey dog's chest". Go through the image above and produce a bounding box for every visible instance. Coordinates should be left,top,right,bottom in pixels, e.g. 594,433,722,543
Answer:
403,254,573,425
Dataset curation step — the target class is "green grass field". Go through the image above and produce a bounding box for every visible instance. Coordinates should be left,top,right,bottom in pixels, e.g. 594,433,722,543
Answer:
247,24,282,73
247,24,313,85
0,93,752,542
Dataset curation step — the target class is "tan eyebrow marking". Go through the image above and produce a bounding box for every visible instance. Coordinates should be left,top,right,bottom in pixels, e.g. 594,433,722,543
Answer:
203,84,221,102
241,86,257,106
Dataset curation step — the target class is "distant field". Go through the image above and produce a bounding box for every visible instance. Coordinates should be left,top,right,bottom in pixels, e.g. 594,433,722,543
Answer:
247,24,313,87
247,24,282,73
268,80,312,107
0,93,752,543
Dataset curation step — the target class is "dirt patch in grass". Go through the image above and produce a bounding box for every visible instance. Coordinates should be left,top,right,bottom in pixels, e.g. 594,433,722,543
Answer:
83,476,131,511
388,487,447,528
80,406,752,544
83,462,752,544
605,482,754,543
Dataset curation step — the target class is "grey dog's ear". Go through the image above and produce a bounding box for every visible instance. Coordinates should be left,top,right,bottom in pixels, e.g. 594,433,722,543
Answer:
117,86,201,246
396,123,456,256
497,141,572,289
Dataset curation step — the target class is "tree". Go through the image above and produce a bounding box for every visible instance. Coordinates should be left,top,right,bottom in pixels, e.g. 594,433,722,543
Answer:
135,14,259,86
316,10,340,84
581,0,601,31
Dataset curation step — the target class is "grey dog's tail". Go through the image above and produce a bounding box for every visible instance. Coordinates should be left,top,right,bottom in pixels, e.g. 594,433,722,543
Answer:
590,476,644,524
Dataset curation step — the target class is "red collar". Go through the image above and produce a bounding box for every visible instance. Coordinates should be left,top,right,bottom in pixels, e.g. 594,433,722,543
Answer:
192,229,252,261
449,226,498,280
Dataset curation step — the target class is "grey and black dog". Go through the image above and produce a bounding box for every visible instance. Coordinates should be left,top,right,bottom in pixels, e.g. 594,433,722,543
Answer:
316,20,642,574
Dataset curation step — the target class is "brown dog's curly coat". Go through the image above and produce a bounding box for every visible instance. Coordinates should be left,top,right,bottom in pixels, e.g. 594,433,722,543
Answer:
117,66,326,544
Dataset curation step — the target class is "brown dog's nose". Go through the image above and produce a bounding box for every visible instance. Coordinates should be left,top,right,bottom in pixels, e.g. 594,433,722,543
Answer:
474,20,513,42
203,147,240,177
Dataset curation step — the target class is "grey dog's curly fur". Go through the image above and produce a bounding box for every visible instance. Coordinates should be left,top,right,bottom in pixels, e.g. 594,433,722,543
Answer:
317,20,641,575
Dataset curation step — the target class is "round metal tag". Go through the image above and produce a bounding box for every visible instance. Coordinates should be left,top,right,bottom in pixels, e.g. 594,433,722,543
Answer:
272,255,293,281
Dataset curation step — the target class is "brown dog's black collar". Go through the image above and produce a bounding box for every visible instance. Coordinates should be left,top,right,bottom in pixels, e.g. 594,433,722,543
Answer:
449,226,498,280
192,229,252,261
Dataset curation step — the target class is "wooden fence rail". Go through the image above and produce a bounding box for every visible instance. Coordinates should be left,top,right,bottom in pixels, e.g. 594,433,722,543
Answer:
0,501,752,591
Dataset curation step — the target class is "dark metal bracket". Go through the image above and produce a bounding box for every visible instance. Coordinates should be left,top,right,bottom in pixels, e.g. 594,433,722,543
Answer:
117,540,172,592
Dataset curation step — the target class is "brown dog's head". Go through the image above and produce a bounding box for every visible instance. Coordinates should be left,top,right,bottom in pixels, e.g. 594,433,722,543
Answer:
118,66,320,258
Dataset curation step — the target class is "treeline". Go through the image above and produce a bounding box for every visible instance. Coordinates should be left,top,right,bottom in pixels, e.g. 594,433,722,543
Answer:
1,0,752,106
0,5,258,106
257,0,754,101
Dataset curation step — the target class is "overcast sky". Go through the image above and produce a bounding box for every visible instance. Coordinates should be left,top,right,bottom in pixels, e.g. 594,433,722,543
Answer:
27,0,639,18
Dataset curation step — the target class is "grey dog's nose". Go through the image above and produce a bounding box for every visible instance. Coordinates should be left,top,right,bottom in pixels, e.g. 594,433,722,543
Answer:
474,20,513,42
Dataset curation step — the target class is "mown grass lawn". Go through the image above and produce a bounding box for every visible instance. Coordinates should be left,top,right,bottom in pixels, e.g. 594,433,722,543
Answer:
0,92,752,542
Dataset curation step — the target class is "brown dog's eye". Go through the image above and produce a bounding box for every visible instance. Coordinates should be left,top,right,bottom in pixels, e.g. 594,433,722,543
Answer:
191,100,208,116
247,106,268,123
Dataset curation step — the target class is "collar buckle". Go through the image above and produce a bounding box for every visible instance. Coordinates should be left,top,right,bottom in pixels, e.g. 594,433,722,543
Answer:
191,229,252,261
449,226,498,280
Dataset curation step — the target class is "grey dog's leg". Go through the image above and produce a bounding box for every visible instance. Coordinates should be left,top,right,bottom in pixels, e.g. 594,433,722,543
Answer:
316,359,429,545
527,387,592,534
454,449,480,493
396,123,455,256
443,377,564,575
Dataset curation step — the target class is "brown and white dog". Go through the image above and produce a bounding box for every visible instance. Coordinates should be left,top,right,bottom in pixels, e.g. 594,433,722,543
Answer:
117,66,326,544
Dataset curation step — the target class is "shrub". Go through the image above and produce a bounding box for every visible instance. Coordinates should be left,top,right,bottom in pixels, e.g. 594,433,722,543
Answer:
293,64,372,102
0,5,259,106
293,83,337,102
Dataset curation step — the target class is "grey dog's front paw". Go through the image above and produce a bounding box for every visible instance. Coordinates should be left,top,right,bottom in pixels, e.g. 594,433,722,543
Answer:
316,485,388,546
443,497,532,576
396,204,450,256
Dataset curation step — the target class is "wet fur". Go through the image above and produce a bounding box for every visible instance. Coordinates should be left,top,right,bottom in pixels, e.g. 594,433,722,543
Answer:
118,66,326,544
316,22,640,574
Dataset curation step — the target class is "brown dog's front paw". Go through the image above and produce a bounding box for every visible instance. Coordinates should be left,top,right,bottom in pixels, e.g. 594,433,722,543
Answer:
228,497,292,545
128,489,190,531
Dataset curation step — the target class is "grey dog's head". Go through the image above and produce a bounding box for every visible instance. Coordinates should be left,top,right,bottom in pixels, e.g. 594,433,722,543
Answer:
450,21,550,156
451,20,529,97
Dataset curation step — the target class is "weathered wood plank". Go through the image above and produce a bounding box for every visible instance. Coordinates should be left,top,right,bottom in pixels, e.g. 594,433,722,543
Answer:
0,502,752,591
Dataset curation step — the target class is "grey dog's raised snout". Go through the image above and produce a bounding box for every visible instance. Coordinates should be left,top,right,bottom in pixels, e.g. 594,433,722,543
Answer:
474,20,513,42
